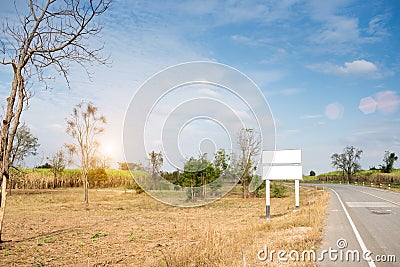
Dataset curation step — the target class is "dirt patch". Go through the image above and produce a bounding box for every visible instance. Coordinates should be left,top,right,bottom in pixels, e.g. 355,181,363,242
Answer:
0,187,328,266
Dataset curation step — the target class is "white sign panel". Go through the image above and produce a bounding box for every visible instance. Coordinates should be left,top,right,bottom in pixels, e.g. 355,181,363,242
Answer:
263,165,303,180
262,149,302,180
262,150,301,164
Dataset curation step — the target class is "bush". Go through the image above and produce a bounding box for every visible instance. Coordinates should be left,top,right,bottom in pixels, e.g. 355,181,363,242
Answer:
88,168,108,188
253,175,265,198
132,182,145,194
271,182,287,198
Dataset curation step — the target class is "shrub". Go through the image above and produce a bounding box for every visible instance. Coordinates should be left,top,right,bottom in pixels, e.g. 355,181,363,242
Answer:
132,182,145,194
88,168,108,188
271,182,287,198
253,175,265,198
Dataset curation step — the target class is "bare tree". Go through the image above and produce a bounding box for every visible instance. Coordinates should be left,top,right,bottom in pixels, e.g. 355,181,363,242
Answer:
149,151,163,175
148,151,163,190
0,0,110,241
48,149,67,189
236,128,261,199
90,154,111,169
66,101,106,204
331,146,363,183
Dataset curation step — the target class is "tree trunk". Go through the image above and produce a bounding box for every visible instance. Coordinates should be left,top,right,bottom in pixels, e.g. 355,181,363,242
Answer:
0,174,8,242
82,167,89,204
203,179,206,200
8,177,12,196
0,69,24,242
84,176,89,204
348,172,352,184
53,173,57,189
243,173,247,199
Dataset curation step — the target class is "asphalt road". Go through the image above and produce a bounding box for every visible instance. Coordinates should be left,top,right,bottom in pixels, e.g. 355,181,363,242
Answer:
309,184,399,267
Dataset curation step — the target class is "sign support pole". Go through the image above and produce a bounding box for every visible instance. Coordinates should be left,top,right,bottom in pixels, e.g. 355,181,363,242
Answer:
295,179,300,210
262,149,302,220
265,179,270,220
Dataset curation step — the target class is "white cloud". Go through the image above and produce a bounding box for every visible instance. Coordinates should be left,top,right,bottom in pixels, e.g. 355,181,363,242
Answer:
47,123,64,132
341,118,400,165
306,1,390,54
197,88,222,98
308,59,378,76
231,35,253,45
247,70,286,88
231,34,271,47
300,114,324,119
281,129,301,136
177,0,299,25
367,14,390,38
339,60,378,74
312,16,360,45
265,88,304,97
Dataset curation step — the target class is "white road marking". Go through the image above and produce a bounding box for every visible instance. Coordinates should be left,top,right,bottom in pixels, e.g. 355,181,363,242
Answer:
352,188,400,206
346,202,397,208
331,189,376,267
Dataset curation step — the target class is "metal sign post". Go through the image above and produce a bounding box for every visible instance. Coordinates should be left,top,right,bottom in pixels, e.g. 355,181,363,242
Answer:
265,179,270,220
262,149,302,220
295,179,300,210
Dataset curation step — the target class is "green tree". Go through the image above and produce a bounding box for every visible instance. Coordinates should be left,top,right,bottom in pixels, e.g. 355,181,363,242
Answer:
212,148,231,193
181,155,218,201
10,124,39,168
8,124,40,193
331,146,363,183
118,162,144,171
213,148,230,174
162,170,181,187
88,168,108,187
48,150,67,189
380,151,398,173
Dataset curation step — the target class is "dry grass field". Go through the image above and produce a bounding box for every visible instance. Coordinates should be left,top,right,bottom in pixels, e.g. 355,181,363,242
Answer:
0,186,328,266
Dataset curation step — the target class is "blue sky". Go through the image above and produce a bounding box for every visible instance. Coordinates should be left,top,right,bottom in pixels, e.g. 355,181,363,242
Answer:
1,0,400,174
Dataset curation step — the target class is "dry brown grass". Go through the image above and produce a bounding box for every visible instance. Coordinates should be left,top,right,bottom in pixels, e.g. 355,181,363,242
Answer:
0,186,328,266
9,169,145,190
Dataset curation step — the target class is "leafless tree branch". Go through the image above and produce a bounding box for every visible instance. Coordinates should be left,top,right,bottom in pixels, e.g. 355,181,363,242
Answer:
0,0,111,242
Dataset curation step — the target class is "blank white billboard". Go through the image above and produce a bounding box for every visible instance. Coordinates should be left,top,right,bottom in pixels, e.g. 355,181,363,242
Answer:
262,149,301,165
262,149,302,180
262,165,303,180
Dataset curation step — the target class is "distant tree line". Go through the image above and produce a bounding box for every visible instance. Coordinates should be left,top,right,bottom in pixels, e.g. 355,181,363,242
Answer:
328,145,398,182
120,128,263,201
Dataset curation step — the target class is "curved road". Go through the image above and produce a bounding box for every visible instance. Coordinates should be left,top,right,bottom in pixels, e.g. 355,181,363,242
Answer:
309,184,399,266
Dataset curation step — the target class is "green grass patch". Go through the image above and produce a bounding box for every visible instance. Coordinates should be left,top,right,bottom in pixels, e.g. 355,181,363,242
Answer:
43,237,55,243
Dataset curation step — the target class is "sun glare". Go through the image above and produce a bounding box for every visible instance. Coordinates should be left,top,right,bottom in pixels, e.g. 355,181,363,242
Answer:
100,142,115,157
